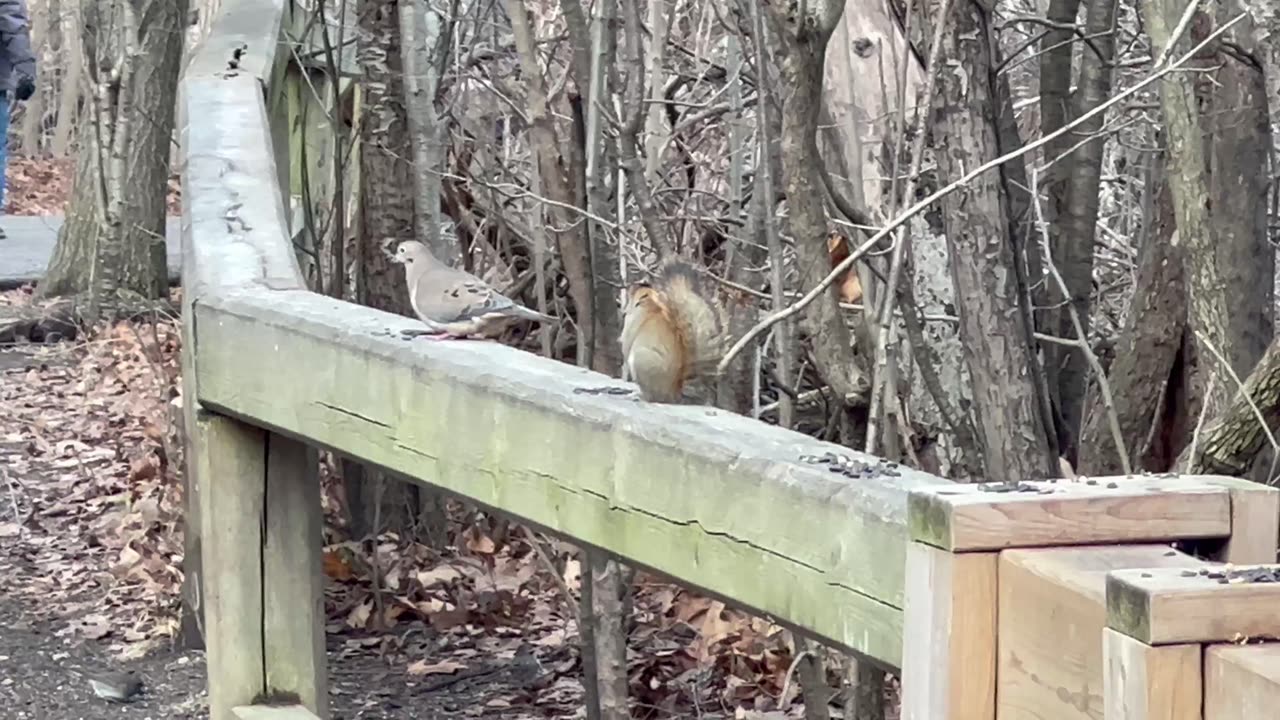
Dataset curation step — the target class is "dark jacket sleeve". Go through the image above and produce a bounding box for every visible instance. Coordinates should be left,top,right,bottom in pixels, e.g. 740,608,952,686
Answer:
0,0,34,82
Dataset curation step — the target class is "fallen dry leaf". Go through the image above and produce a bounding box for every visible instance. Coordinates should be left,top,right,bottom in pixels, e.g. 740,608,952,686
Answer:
406,659,467,676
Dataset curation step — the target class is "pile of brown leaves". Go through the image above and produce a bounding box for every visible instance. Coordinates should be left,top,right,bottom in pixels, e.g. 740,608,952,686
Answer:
3,155,182,217
0,291,185,660
6,156,74,216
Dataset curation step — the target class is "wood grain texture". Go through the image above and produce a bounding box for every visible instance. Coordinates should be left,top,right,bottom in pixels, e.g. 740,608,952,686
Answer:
1215,483,1280,565
1102,629,1200,720
191,289,950,669
263,435,329,718
1205,644,1280,720
997,546,1202,720
198,413,268,720
901,543,997,720
909,477,1233,552
1108,565,1280,644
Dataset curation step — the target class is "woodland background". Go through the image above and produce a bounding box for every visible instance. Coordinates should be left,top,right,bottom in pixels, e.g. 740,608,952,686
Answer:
1,0,1279,716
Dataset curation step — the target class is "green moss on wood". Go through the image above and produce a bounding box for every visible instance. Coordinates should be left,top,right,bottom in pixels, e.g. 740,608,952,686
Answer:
907,490,952,549
192,295,924,668
1105,573,1152,643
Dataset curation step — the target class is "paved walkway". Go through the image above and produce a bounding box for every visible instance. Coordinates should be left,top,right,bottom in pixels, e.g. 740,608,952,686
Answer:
0,215,182,289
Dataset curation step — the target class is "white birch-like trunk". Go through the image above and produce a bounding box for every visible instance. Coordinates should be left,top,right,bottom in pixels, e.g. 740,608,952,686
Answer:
397,0,448,261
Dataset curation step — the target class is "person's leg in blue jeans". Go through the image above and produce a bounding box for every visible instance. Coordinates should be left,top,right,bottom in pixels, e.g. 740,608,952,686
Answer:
0,94,10,238
0,0,42,240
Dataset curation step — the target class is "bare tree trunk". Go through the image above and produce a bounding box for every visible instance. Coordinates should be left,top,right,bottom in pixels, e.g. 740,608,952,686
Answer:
1036,0,1080,442
762,0,867,413
39,0,185,307
1142,0,1234,418
925,0,1055,482
505,0,597,368
1078,168,1188,475
19,0,46,155
1206,8,1273,382
348,0,426,541
397,0,448,261
1051,0,1118,455
51,0,81,157
1179,334,1280,475
587,553,632,720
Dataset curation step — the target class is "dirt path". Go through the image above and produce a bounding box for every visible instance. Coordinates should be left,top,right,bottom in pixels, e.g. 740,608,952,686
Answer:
0,585,568,719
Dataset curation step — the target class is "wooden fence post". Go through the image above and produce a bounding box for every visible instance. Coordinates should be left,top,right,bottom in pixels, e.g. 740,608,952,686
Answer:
197,411,267,720
902,475,1254,720
196,411,328,720
263,434,328,716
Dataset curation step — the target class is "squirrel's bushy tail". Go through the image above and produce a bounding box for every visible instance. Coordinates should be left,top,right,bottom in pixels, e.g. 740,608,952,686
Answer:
655,259,727,378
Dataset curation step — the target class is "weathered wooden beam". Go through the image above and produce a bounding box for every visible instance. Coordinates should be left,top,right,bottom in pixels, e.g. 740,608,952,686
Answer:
190,288,951,669
1103,628,1201,720
997,545,1202,720
197,413,268,720
899,543,997,720
1205,644,1280,719
908,477,1237,552
263,435,328,718
186,0,287,81
1108,565,1280,645
180,74,304,297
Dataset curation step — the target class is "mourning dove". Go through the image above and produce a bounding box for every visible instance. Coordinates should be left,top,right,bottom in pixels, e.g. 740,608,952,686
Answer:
391,240,556,339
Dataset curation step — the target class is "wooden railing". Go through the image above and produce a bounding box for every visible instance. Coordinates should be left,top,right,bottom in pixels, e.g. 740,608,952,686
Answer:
182,2,1280,720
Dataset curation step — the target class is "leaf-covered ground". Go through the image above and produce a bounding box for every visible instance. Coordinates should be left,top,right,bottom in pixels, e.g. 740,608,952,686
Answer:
0,157,886,719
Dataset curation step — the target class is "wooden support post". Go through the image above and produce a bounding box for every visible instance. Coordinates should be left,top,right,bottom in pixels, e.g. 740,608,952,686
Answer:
1103,628,1201,720
198,412,268,720
900,542,997,720
1204,478,1280,565
263,434,328,717
1106,563,1280,720
198,412,328,720
905,477,1251,720
1205,644,1280,719
997,545,1201,720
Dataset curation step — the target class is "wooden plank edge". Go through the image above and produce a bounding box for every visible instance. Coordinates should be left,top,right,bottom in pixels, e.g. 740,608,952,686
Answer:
909,478,1233,552
1108,565,1280,645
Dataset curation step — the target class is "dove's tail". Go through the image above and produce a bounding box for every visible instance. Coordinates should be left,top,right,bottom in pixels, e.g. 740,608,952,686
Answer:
510,303,557,324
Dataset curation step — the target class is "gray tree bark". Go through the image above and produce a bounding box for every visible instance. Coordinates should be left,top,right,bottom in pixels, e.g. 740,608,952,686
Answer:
39,0,186,305
925,0,1056,482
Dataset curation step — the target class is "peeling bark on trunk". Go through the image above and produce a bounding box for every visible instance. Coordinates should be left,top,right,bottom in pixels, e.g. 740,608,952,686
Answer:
925,0,1054,482
39,0,185,304
1206,9,1273,381
1142,1,1234,416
